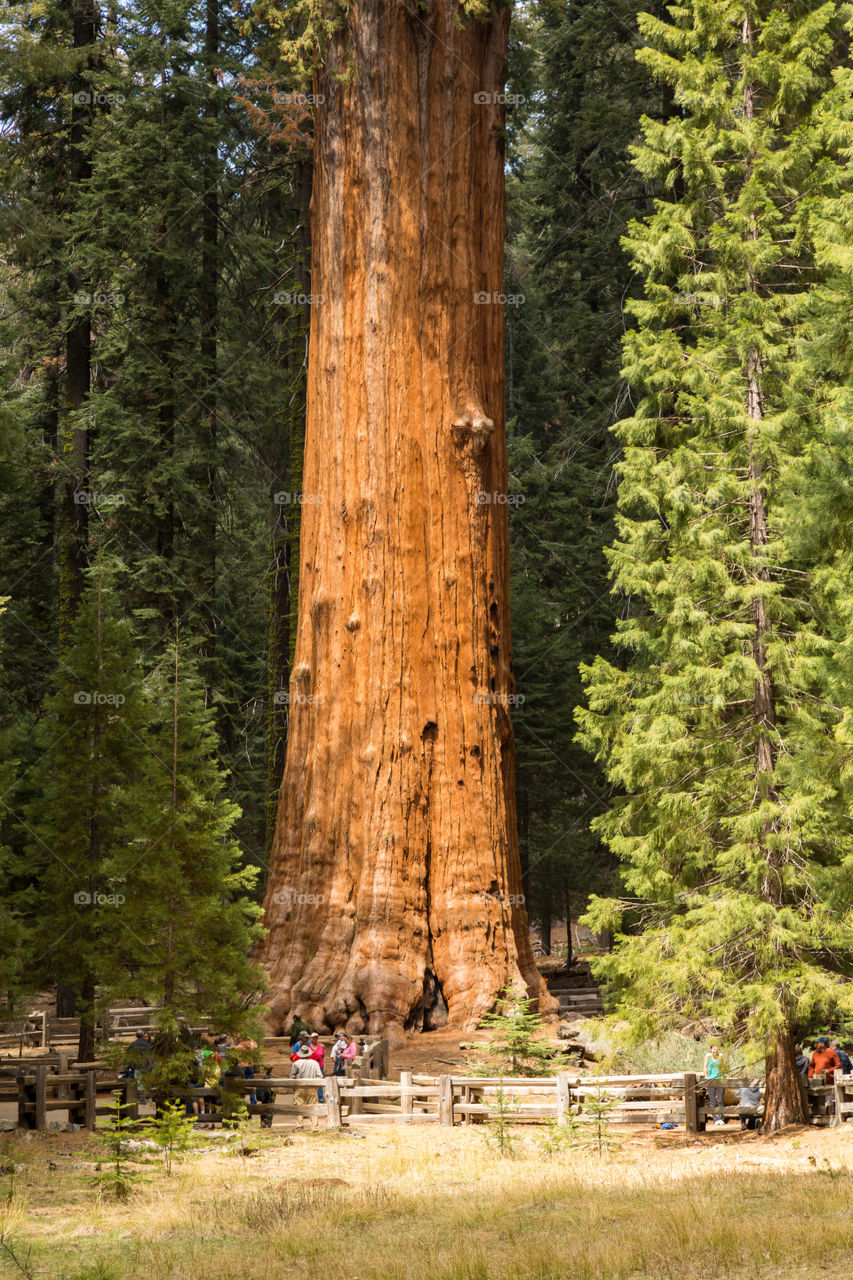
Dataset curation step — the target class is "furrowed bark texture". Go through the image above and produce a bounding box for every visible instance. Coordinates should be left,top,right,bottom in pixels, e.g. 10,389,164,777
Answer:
261,0,553,1038
763,1030,807,1131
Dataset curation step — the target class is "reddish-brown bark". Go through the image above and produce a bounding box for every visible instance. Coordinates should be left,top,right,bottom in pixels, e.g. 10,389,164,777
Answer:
763,1030,807,1132
261,0,554,1039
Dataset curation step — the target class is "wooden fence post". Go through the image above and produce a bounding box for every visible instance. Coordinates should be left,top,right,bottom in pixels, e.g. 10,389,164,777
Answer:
326,1075,342,1129
683,1073,698,1133
438,1074,454,1127
84,1069,97,1130
349,1070,363,1115
34,1064,47,1131
556,1073,570,1124
833,1076,844,1129
123,1078,139,1122
400,1070,413,1115
379,1038,389,1080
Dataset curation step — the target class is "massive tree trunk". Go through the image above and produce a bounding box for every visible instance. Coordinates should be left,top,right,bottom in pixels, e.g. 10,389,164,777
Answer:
261,0,553,1039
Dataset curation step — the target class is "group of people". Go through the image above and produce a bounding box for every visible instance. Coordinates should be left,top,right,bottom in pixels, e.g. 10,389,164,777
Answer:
702,1036,853,1131
122,1026,365,1129
796,1037,853,1081
285,1029,360,1127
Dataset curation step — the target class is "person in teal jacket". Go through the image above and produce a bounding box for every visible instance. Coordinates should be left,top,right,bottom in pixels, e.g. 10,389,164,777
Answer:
704,1046,725,1126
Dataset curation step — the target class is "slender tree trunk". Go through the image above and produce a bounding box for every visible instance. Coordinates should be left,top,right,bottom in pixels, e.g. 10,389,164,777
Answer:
563,881,572,967
78,577,103,1062
198,0,219,690
59,0,97,649
77,975,96,1063
262,0,554,1038
540,890,552,956
741,13,799,1129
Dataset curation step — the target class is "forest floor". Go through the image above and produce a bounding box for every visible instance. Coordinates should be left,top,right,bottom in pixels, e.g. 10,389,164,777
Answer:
2,1118,853,1280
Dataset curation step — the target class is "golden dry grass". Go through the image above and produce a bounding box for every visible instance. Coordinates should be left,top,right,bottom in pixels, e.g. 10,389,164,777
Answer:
4,1122,853,1279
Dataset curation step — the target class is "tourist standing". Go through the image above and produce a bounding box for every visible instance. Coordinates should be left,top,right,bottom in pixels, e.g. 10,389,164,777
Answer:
290,1045,323,1128
704,1046,726,1126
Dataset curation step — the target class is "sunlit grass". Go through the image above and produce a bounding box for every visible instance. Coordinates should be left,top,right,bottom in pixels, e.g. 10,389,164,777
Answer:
4,1125,853,1279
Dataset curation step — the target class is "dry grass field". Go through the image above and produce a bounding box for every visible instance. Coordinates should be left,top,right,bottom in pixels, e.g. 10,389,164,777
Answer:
3,1119,853,1280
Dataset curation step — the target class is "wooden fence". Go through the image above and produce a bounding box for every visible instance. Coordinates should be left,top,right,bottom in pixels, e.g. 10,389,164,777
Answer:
1,1065,138,1130
2,1058,846,1133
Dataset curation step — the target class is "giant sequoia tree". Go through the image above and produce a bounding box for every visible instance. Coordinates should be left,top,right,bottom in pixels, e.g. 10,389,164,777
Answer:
261,0,553,1038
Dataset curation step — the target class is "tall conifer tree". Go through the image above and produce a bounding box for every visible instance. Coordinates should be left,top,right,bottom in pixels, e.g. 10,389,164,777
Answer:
26,564,152,1059
577,0,853,1128
119,632,266,1042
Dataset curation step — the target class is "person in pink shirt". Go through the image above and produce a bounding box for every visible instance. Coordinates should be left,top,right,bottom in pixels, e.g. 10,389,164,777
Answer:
342,1033,358,1072
308,1032,325,1071
307,1031,326,1102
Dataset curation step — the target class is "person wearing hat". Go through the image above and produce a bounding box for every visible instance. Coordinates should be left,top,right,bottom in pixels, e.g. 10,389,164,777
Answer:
289,1043,324,1127
808,1038,841,1081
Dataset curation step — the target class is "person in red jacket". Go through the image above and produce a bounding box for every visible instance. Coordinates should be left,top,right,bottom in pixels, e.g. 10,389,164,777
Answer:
308,1032,326,1103
808,1037,841,1080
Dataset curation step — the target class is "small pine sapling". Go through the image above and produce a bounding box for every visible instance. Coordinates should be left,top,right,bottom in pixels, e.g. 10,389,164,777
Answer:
93,1091,145,1200
473,986,571,1077
151,1100,198,1174
483,1082,519,1158
577,1080,621,1157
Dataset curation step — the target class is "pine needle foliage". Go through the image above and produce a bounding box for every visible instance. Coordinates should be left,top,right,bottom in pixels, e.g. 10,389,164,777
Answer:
576,0,853,1096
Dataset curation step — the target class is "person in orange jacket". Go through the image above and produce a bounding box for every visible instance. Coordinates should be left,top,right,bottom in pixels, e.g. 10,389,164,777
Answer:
808,1037,841,1080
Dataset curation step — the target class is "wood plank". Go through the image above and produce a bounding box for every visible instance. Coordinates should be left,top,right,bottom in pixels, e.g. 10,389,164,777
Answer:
343,1113,439,1125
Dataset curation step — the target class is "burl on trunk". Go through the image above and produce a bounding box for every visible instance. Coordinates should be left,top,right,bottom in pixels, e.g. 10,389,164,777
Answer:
260,0,554,1039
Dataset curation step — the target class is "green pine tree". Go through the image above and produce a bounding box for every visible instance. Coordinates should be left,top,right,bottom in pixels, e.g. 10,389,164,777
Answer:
25,562,152,1059
118,630,266,1064
576,0,853,1130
